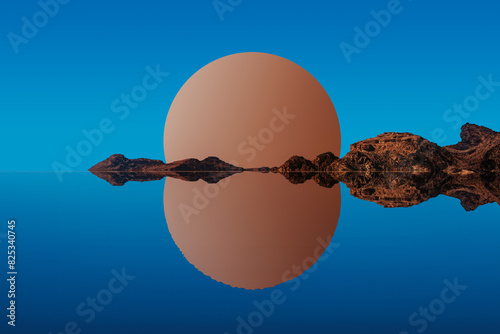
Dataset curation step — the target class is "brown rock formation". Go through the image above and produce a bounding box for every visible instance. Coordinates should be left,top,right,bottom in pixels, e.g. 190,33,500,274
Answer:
443,123,500,172
89,154,243,186
313,152,339,170
276,155,317,173
326,123,499,174
89,154,244,173
329,133,455,173
270,123,500,210
89,123,500,210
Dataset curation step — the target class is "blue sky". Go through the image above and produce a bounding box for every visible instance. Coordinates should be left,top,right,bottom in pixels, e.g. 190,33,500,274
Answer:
1,0,500,173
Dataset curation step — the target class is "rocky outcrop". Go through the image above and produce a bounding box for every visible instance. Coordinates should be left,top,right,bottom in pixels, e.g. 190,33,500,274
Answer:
89,124,500,210
329,133,455,173
89,154,244,172
89,154,244,186
274,152,340,173
313,152,339,170
270,152,339,186
270,156,317,184
328,123,499,174
88,154,166,172
275,156,317,173
268,123,500,210
324,123,500,210
443,123,500,172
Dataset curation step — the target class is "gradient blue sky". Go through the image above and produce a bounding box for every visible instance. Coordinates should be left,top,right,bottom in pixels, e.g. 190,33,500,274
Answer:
1,0,500,172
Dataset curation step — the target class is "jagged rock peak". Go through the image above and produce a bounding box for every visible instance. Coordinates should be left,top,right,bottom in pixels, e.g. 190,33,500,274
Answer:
88,154,165,171
89,154,243,172
313,152,339,170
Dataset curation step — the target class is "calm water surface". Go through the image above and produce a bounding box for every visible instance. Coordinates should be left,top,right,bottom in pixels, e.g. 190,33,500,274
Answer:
1,172,499,334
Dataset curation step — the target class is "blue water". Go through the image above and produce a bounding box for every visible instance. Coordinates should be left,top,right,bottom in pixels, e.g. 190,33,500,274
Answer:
1,172,499,334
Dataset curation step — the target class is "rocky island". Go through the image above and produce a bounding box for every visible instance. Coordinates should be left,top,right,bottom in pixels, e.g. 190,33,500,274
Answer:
88,154,267,186
89,123,500,210
273,123,500,210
